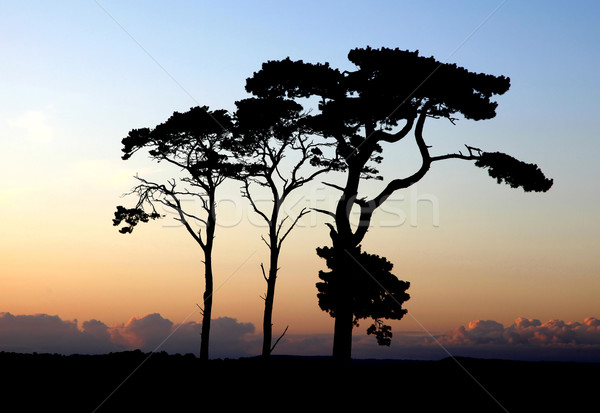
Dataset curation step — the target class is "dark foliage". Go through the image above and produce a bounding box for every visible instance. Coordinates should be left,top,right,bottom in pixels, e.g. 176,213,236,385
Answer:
246,48,551,358
121,106,230,159
476,152,554,192
366,319,393,346
112,205,161,234
316,246,410,345
246,46,511,147
233,97,303,145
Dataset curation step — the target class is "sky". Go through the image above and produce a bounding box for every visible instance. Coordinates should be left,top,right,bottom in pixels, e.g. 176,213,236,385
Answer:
1,1,599,361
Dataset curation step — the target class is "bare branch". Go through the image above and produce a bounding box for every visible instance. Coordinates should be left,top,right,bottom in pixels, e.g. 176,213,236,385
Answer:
275,168,288,188
242,180,271,225
321,181,345,192
290,166,334,193
261,235,271,249
430,145,482,163
311,208,336,219
260,263,268,282
269,325,289,355
174,199,206,249
278,207,309,246
157,198,208,226
430,153,479,162
275,215,289,240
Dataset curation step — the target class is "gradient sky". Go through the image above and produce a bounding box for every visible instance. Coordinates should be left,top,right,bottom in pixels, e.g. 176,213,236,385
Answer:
1,1,599,359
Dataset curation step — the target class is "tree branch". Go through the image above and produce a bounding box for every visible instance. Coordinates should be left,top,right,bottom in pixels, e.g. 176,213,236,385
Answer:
260,263,268,282
431,144,482,162
241,180,271,225
261,235,271,249
311,208,336,219
369,116,416,144
352,103,433,244
278,207,309,246
269,325,289,355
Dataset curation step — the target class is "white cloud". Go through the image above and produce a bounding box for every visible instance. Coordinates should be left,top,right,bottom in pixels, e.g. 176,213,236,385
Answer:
4,107,56,144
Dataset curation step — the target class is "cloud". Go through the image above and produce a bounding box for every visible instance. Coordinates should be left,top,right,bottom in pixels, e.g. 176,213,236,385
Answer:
4,107,55,144
1,312,599,361
317,317,600,362
402,317,600,362
189,316,257,359
0,312,121,354
108,313,257,358
109,313,174,350
271,334,332,357
0,312,257,358
436,317,600,348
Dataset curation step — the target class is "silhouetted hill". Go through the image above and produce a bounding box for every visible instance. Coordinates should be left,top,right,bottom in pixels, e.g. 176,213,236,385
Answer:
0,351,596,412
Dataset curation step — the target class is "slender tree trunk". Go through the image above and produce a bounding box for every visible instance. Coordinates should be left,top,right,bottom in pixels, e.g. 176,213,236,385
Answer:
261,200,281,357
200,253,213,361
261,249,279,358
199,191,216,362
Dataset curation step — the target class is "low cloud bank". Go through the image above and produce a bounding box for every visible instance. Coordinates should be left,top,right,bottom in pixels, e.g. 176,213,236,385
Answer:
437,317,600,347
109,313,257,358
349,317,600,362
0,312,257,358
1,312,599,361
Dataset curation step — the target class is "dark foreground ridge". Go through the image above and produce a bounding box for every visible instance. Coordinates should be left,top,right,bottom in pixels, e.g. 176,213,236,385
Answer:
1,350,596,412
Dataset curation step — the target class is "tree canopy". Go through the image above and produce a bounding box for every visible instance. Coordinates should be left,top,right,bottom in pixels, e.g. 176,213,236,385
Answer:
243,46,553,360
114,46,553,361
230,96,340,357
316,245,410,346
114,105,241,362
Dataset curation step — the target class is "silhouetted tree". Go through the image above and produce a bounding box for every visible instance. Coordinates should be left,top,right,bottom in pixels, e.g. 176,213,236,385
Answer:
316,245,410,346
113,106,240,361
232,97,342,358
245,47,553,360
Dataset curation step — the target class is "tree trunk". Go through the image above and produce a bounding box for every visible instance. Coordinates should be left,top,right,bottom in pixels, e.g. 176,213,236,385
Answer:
261,260,278,358
261,221,280,358
331,284,354,361
199,249,213,362
261,190,282,359
199,191,216,362
330,164,362,362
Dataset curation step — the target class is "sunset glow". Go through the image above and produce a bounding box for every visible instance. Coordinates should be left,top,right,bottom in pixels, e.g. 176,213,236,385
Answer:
1,1,599,362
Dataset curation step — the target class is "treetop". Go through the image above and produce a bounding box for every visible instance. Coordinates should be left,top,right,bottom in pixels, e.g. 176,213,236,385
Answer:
245,47,511,130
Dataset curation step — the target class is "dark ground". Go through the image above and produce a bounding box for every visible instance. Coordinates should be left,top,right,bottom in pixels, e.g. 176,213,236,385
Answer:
1,350,596,412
